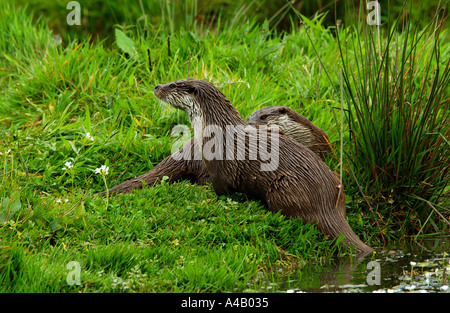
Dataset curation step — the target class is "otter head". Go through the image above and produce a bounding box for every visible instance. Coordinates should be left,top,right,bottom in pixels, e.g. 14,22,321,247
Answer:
249,105,332,160
153,78,202,119
154,78,243,126
248,106,290,128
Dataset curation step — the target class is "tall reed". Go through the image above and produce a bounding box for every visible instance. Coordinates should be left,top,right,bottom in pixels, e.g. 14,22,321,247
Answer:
336,1,450,236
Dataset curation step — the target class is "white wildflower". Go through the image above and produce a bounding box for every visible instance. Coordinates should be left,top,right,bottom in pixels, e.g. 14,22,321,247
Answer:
86,132,94,141
410,261,417,266
94,164,109,175
62,161,73,170
56,199,62,203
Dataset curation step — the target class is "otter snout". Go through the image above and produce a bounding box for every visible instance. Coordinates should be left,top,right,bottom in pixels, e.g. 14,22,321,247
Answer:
154,84,164,99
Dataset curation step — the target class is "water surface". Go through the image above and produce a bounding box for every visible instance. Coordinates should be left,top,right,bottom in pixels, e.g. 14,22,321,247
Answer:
256,237,450,293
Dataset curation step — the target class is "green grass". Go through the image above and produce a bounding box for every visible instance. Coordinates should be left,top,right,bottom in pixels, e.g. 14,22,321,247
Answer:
0,1,449,292
1,181,340,292
334,1,450,237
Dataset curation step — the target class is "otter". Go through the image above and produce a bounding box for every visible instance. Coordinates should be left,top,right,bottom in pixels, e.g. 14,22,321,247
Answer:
248,106,332,161
153,78,373,255
99,107,332,197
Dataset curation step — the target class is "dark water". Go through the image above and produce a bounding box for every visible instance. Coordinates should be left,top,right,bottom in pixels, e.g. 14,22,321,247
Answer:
254,237,450,293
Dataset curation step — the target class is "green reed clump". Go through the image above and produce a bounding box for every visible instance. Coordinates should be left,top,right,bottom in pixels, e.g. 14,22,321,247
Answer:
337,2,450,237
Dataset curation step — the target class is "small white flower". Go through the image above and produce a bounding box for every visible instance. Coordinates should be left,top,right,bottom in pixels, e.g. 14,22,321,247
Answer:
62,161,73,170
56,199,62,203
86,132,94,141
65,199,69,202
410,261,417,266
94,164,109,175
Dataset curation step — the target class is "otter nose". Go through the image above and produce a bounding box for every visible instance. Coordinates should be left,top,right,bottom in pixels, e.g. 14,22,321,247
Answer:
154,85,160,91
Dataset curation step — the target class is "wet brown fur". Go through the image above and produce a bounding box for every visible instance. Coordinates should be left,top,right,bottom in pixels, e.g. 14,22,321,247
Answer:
151,78,373,255
99,110,331,196
248,106,332,161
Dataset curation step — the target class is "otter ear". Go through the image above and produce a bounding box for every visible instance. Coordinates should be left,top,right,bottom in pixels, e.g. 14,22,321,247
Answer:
187,85,196,94
278,107,287,114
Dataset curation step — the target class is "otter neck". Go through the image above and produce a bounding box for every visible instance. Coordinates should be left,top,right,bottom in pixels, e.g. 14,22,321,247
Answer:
187,92,245,169
190,93,245,138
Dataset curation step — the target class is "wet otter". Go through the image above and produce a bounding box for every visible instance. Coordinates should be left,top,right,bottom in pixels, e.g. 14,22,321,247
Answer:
99,107,332,197
153,78,373,255
248,106,332,161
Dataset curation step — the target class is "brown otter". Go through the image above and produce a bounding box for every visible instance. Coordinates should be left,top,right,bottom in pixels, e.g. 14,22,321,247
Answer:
98,107,332,197
153,78,373,255
248,106,332,161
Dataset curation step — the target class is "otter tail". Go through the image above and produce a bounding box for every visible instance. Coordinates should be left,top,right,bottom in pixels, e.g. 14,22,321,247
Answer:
265,172,373,256
318,206,374,256
95,155,207,197
95,138,210,197
96,174,147,197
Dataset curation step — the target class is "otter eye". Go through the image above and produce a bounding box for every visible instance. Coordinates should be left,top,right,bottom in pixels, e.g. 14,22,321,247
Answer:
260,115,267,121
169,84,176,89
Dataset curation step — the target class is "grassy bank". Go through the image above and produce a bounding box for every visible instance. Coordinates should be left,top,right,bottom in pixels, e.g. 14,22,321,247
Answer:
1,1,449,292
